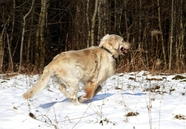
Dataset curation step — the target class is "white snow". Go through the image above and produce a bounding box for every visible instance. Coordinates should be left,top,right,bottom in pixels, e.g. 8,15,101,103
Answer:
0,71,186,129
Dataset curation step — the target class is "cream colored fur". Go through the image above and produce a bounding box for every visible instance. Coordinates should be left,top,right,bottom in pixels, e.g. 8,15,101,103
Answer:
23,34,130,105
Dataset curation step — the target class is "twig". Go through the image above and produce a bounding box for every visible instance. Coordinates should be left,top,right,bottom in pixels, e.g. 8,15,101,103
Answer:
72,104,91,129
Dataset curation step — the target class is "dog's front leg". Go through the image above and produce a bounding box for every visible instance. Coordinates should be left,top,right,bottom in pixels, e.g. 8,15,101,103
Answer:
93,85,102,97
78,81,101,103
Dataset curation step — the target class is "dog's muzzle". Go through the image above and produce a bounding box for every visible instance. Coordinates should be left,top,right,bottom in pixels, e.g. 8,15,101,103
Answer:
121,47,128,54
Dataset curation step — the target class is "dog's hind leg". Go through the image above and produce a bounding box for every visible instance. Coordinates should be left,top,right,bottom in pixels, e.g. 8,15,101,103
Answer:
59,84,71,99
55,70,80,105
78,81,100,103
59,83,80,105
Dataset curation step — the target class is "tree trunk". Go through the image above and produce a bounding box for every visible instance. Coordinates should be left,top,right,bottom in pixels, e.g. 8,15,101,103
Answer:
35,0,49,72
6,33,13,71
0,34,3,73
0,12,6,72
27,5,35,69
97,0,101,43
114,0,117,31
86,0,90,48
174,0,179,68
138,0,142,48
90,0,98,46
169,0,174,70
19,0,34,72
10,0,15,52
157,0,166,68
179,0,184,67
124,0,129,41
118,1,123,35
103,0,107,35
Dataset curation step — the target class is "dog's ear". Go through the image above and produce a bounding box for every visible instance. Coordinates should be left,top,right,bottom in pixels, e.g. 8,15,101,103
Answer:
99,34,108,47
111,35,120,50
99,34,118,48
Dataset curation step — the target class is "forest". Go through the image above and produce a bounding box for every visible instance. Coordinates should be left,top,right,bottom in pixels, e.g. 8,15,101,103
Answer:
0,0,185,73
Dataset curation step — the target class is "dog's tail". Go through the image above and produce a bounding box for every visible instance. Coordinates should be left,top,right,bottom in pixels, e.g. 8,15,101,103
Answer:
23,65,53,99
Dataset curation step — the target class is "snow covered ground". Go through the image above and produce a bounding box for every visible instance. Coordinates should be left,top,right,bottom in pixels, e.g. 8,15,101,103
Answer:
0,71,186,129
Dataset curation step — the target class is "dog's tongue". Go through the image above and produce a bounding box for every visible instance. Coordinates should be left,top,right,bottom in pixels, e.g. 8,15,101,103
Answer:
122,47,127,53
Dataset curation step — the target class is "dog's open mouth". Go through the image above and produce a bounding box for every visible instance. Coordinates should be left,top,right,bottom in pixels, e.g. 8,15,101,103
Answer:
121,47,128,54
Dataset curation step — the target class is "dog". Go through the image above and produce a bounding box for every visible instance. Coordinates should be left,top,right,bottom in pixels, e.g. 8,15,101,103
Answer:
23,34,130,105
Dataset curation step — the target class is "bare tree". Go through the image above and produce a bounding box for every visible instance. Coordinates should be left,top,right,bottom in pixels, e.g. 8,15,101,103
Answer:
138,0,142,48
6,33,13,71
178,0,185,67
90,0,99,46
19,0,35,72
176,0,184,69
0,33,3,72
0,2,15,72
86,0,90,48
35,0,49,71
157,0,166,67
124,0,129,41
169,0,174,70
97,0,101,43
26,3,35,68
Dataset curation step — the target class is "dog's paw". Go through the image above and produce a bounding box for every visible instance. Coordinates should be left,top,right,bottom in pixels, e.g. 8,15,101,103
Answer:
70,97,81,105
73,101,81,106
78,96,87,103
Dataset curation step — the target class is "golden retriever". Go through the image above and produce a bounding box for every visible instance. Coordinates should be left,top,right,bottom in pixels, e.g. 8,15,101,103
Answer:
23,34,130,105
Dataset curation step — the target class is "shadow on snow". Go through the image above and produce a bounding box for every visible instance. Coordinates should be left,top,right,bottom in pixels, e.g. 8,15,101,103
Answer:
39,92,145,109
39,93,113,109
123,92,146,96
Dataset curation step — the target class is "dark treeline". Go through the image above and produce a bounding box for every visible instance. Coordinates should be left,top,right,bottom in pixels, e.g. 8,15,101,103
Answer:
0,0,185,73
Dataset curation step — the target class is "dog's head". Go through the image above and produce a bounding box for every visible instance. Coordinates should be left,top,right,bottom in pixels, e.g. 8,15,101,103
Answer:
99,34,130,58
